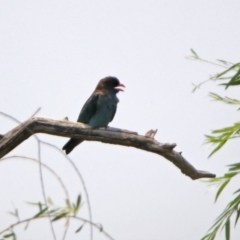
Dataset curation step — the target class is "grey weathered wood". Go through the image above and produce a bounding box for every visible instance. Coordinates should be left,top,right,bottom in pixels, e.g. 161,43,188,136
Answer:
0,117,216,180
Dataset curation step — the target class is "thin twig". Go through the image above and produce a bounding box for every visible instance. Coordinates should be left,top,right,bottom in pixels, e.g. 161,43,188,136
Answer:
2,155,72,239
0,111,93,240
0,111,22,124
29,107,42,118
193,58,228,68
38,136,56,240
1,156,70,200
41,140,93,240
0,111,56,239
0,215,115,240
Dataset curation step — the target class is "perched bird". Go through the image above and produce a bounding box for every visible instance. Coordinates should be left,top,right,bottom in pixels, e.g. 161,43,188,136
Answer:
62,76,125,154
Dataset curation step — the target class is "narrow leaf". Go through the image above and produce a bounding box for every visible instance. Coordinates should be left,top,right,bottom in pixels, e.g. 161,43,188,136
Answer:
26,201,39,206
215,180,230,202
33,207,48,218
214,63,240,79
75,224,84,233
208,138,228,158
3,233,14,238
233,188,240,194
47,197,54,205
225,68,240,89
48,208,61,214
224,172,238,178
190,48,198,58
38,202,42,211
225,218,230,240
228,194,240,208
24,221,30,230
98,224,103,232
51,212,68,222
76,195,81,211
8,211,17,218
65,199,71,210
228,162,240,168
235,208,240,226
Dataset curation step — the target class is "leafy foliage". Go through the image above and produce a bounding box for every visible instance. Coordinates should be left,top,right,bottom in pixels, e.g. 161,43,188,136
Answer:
189,50,240,240
209,93,240,107
187,49,240,92
0,195,83,240
205,122,240,157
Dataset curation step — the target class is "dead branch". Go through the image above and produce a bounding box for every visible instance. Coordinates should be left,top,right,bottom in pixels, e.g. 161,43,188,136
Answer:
0,117,216,180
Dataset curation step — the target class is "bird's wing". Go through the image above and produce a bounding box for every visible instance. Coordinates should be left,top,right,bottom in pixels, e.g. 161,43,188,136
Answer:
77,93,99,123
109,104,117,122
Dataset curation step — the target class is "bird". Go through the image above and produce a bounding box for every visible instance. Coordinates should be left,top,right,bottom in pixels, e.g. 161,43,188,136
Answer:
62,76,125,154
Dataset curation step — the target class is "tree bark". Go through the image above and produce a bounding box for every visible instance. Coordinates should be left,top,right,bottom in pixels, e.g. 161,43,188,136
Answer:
0,117,215,180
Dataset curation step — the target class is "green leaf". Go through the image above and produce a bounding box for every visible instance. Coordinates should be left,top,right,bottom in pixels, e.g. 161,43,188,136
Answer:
76,195,81,210
227,194,240,208
51,212,68,222
3,233,14,238
209,93,240,105
225,218,230,240
224,172,238,178
225,68,240,89
192,84,199,93
228,162,240,170
233,188,240,194
75,224,84,233
220,80,240,87
65,199,71,210
215,179,230,202
98,223,103,232
26,201,39,206
235,208,240,226
7,211,16,217
217,59,233,66
206,123,240,157
48,208,61,214
73,195,81,215
190,48,199,58
47,197,54,205
214,63,240,79
24,221,30,230
38,202,42,211
33,207,48,218
208,137,229,158
212,124,240,133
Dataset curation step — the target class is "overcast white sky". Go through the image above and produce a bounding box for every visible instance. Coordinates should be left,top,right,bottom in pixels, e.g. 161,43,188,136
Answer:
1,1,240,240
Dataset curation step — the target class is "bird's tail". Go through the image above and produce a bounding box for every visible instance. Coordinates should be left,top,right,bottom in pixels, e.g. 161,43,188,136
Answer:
62,138,83,154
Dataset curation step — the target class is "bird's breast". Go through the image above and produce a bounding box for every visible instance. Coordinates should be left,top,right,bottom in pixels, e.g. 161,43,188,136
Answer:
88,94,118,127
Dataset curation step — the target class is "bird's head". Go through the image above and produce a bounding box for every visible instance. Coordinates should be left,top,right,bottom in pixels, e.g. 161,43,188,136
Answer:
96,76,125,93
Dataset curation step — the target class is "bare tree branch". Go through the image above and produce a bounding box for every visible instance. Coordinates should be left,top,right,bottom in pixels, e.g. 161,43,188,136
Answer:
0,117,216,180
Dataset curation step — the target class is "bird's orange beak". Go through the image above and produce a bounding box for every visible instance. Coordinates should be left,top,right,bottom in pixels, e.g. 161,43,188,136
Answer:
115,83,125,92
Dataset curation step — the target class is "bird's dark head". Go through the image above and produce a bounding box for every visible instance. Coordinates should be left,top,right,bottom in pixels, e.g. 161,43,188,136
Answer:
96,76,125,93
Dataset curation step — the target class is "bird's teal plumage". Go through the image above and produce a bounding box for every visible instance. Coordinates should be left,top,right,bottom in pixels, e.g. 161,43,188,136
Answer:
62,76,124,154
88,93,119,127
